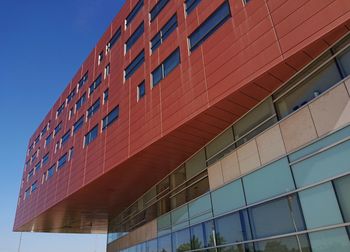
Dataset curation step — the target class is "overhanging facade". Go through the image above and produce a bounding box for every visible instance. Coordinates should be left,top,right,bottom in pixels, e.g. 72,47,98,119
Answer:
14,0,350,251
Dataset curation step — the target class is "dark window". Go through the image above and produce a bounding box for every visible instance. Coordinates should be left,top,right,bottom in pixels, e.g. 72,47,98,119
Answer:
102,106,119,130
28,143,34,153
189,1,231,51
190,220,215,250
137,81,146,100
34,136,40,145
150,0,170,22
69,147,74,161
54,122,62,136
125,50,145,80
185,0,201,14
157,234,172,252
45,133,52,146
125,0,144,27
248,195,306,239
89,74,102,95
215,210,252,245
42,153,49,166
87,99,101,119
67,89,76,104
41,124,48,136
28,169,34,181
125,22,144,52
57,153,67,170
31,181,38,193
172,228,191,252
61,130,71,146
103,89,109,103
78,72,89,89
56,103,65,117
151,48,180,87
73,116,84,134
76,92,87,111
35,162,41,172
47,165,55,179
107,27,121,52
151,14,177,51
84,125,98,146
98,51,104,65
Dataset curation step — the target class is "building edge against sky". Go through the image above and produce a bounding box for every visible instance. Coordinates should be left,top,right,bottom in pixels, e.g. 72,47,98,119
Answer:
14,0,350,251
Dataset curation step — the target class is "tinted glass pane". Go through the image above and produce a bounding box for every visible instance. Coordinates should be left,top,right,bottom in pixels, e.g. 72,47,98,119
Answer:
163,49,180,77
162,15,177,40
186,0,201,14
151,33,162,51
292,140,350,188
109,28,121,50
211,179,245,216
298,182,343,229
125,51,145,80
126,0,143,26
152,66,163,86
172,228,191,252
334,175,350,222
215,210,252,245
338,46,350,76
126,22,144,52
254,235,311,252
147,239,157,252
158,234,172,252
150,0,169,21
189,1,231,51
275,59,342,119
248,195,305,239
188,194,212,225
218,243,255,252
243,158,295,204
309,227,350,252
185,149,206,179
206,127,234,160
190,220,215,249
187,175,209,202
172,205,189,226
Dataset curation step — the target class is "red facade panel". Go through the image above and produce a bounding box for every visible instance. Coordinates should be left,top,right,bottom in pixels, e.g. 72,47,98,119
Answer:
14,0,350,233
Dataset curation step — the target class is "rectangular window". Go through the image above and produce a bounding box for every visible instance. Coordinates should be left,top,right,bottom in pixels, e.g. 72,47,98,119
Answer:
151,14,177,52
104,63,110,79
107,27,121,53
28,169,34,181
125,50,145,80
24,188,30,199
76,92,86,111
98,51,104,65
42,153,49,166
31,152,37,163
54,122,62,136
35,161,41,172
188,1,231,52
103,89,109,103
45,133,52,146
84,125,99,146
126,0,143,27
41,124,48,136
61,130,71,146
185,0,201,14
67,89,76,104
34,136,40,145
125,22,144,52
87,98,101,119
73,116,84,134
137,81,146,101
57,153,68,170
31,181,38,193
47,165,55,180
89,74,102,95
68,147,74,161
102,106,119,130
78,72,88,89
151,48,180,87
150,0,170,22
56,102,65,118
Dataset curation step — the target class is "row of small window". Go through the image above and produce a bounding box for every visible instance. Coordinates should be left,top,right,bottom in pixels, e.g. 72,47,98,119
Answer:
23,148,74,200
27,121,50,156
27,152,49,182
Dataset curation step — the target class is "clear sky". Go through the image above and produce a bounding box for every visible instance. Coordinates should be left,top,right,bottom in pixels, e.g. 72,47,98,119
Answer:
0,0,124,251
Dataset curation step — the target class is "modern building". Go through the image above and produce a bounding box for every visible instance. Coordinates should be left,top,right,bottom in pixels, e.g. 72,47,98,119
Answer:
14,0,350,251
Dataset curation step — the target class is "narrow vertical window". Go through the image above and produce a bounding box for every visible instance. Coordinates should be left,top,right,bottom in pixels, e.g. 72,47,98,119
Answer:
137,81,146,101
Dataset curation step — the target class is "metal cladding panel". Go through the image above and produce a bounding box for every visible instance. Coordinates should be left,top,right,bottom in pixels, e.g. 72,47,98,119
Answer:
14,0,350,233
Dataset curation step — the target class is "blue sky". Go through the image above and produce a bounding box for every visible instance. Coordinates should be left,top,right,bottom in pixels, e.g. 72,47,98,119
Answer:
0,0,124,251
